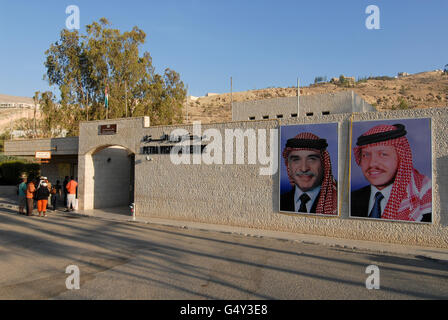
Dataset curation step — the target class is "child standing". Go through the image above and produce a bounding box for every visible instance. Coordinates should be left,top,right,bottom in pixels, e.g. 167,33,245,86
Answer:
36,182,50,217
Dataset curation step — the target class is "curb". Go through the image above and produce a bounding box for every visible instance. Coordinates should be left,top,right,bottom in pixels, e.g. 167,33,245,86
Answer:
2,202,448,264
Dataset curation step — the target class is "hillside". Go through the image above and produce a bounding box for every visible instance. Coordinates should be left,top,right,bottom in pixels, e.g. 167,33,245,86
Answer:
183,70,448,123
1,70,447,134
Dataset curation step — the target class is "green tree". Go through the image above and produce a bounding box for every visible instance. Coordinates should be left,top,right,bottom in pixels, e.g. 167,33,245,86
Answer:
43,18,186,133
38,91,64,137
314,76,326,84
14,118,36,139
0,131,11,153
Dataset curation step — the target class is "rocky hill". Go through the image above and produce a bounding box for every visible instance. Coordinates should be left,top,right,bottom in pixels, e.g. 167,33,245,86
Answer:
1,70,447,134
183,70,448,124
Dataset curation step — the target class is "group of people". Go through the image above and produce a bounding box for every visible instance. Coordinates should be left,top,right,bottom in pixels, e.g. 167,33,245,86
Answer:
18,175,78,217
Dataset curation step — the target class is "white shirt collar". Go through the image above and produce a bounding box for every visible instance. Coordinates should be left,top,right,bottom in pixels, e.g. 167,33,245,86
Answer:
294,185,321,213
368,184,393,217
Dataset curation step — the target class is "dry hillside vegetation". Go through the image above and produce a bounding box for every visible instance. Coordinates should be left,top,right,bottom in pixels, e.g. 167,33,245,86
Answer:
1,71,447,133
184,71,448,124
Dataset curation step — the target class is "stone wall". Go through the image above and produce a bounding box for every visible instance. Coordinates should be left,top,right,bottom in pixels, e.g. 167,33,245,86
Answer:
75,109,448,248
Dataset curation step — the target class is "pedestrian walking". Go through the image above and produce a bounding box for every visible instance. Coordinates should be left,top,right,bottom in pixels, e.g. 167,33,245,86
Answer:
63,176,69,207
44,177,52,210
36,181,50,217
17,177,27,215
65,176,78,212
26,175,36,216
51,180,62,211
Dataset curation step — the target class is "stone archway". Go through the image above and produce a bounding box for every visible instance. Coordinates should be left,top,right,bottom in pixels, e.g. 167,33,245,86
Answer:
79,144,135,211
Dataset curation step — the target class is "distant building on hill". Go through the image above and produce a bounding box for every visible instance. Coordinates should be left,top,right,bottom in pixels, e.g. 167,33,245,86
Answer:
0,94,38,109
232,90,376,121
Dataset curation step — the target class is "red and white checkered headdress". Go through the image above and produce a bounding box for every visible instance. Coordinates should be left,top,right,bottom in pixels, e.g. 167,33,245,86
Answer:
283,132,337,215
353,124,431,221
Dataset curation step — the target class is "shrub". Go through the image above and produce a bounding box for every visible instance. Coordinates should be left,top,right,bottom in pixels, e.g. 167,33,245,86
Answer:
0,161,40,185
397,98,409,110
314,76,327,84
370,76,395,81
357,77,368,84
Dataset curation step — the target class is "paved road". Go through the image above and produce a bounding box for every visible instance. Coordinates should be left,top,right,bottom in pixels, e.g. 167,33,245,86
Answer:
0,207,447,300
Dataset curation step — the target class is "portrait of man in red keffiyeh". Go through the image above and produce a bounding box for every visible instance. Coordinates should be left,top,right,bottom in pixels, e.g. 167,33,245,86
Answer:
351,121,432,222
280,129,338,215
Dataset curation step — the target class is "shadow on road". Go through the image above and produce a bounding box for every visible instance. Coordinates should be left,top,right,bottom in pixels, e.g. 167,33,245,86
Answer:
0,210,447,299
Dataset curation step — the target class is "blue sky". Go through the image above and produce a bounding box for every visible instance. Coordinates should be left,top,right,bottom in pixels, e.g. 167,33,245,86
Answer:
0,0,447,98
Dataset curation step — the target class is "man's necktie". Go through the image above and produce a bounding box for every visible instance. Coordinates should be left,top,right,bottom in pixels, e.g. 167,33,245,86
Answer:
298,193,311,213
369,192,384,218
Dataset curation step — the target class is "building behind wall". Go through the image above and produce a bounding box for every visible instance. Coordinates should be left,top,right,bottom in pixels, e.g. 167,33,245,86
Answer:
232,91,376,121
0,94,37,109
4,137,79,184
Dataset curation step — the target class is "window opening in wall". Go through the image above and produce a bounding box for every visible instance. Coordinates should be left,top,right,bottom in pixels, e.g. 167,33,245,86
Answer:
322,111,330,115
249,116,255,120
290,113,297,118
276,114,283,119
306,112,314,116
263,115,269,119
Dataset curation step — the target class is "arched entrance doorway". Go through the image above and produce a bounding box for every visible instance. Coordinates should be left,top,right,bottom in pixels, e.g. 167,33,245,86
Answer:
80,144,135,211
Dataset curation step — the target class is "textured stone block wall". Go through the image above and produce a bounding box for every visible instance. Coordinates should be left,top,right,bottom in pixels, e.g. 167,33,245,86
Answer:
77,110,448,248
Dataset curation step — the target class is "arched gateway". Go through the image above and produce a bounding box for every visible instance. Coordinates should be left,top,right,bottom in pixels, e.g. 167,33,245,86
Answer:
77,117,148,211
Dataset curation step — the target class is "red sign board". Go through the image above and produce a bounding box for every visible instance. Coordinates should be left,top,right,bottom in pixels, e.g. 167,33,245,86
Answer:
99,124,117,135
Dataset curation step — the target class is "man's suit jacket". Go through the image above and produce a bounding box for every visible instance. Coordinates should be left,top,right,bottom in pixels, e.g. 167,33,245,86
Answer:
350,185,371,217
350,185,432,222
280,186,319,213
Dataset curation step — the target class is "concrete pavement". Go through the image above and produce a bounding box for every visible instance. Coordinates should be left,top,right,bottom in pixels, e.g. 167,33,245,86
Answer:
2,192,448,263
1,203,448,299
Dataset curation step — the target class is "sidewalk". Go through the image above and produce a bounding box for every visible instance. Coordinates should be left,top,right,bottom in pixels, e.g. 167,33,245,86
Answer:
2,196,448,263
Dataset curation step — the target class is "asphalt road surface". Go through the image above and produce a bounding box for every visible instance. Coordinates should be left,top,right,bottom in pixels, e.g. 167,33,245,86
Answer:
1,208,447,300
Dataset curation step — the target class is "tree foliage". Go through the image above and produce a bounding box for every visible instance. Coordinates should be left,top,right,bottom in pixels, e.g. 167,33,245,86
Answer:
314,76,327,84
42,18,186,136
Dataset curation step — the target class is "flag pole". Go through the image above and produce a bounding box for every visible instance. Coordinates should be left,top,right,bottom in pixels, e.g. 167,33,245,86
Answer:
125,80,128,118
105,85,109,120
297,78,300,117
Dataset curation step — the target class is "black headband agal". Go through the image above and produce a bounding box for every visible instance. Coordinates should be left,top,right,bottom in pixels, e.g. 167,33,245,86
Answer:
285,138,328,150
356,124,407,146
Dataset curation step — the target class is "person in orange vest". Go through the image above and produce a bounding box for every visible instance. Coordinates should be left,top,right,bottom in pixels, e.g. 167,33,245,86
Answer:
36,181,50,217
26,175,36,216
65,176,78,212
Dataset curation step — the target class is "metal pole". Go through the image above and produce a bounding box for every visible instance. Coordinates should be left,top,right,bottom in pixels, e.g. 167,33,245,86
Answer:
86,94,89,121
297,78,300,117
33,98,37,138
125,80,128,118
186,84,189,122
231,77,233,120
